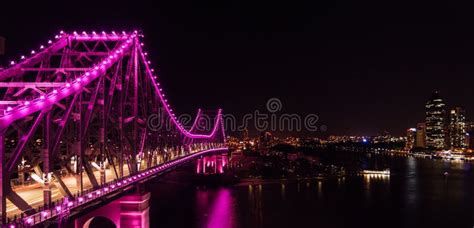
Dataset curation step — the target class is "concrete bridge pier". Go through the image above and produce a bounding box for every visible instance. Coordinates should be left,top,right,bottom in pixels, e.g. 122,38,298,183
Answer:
119,192,150,228
74,191,150,228
196,154,228,175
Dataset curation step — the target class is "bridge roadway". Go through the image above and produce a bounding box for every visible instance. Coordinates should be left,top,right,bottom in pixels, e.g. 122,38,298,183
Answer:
8,147,228,227
7,165,134,217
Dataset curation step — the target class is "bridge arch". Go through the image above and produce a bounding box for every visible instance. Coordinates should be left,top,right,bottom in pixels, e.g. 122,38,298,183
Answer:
83,216,117,228
74,199,121,228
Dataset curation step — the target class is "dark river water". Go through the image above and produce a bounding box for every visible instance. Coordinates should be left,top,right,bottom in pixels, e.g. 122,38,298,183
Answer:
145,154,474,228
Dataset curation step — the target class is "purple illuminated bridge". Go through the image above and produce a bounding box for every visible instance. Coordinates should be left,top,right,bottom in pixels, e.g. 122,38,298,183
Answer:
0,30,228,227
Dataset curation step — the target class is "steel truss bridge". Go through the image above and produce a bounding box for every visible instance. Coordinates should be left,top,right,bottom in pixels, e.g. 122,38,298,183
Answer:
0,30,227,227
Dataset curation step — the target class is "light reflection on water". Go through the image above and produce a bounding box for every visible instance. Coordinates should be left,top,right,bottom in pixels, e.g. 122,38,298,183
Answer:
317,181,322,199
281,183,285,199
405,156,418,207
149,154,474,228
205,189,235,228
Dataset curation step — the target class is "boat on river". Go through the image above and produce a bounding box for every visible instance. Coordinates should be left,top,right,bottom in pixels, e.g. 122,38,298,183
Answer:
360,169,390,176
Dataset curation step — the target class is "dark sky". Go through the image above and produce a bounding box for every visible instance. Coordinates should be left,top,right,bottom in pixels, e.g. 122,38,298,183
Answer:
2,0,474,137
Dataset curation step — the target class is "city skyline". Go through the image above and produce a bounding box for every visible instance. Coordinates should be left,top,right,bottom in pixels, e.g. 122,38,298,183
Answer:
241,90,474,139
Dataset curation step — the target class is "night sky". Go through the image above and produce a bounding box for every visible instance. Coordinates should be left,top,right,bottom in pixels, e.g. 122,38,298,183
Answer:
2,0,474,137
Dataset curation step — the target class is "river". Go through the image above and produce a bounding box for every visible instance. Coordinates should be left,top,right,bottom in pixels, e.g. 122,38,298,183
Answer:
145,153,474,228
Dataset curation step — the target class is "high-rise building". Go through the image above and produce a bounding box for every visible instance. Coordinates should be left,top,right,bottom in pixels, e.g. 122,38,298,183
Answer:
405,128,416,150
466,122,474,149
425,91,446,150
415,122,426,148
448,107,467,149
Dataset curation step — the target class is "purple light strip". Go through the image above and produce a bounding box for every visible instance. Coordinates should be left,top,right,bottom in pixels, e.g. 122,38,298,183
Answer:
0,36,68,80
0,30,127,73
73,33,131,41
137,44,224,139
0,33,136,128
16,147,228,227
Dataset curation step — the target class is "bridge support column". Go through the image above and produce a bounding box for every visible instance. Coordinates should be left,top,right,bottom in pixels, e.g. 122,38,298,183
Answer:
43,111,53,208
100,166,106,185
196,158,203,174
219,154,228,174
216,155,223,174
72,141,82,194
120,192,150,228
43,173,52,208
196,154,228,175
18,163,25,186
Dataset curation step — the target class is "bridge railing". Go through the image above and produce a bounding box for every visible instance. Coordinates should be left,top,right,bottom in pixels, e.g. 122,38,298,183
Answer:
7,146,227,227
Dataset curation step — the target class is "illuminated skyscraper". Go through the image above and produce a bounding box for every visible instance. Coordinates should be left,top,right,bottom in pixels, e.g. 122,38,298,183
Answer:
415,123,426,148
466,122,474,149
425,91,446,150
448,107,467,149
405,128,416,150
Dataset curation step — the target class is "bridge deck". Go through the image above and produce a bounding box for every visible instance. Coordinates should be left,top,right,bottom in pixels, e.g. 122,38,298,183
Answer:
8,147,228,227
7,165,133,217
